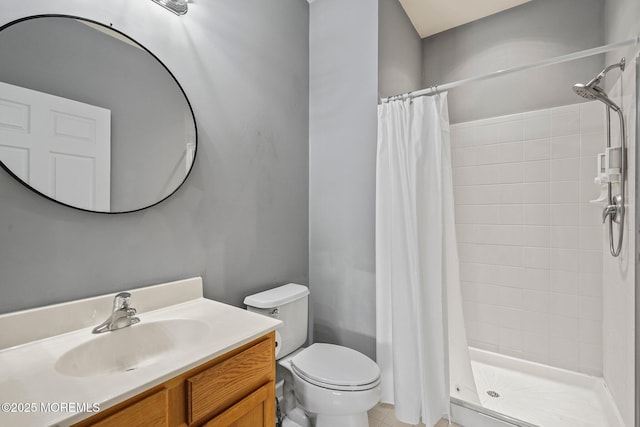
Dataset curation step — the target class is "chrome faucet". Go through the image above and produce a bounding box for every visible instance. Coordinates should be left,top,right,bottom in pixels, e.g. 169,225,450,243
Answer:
92,292,140,334
602,194,623,224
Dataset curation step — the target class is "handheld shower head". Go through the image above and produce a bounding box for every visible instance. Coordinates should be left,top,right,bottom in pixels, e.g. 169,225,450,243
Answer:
573,58,625,111
572,83,620,111
572,83,599,100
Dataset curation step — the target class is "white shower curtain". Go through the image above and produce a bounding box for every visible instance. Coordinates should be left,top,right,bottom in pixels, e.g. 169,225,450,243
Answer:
375,94,477,426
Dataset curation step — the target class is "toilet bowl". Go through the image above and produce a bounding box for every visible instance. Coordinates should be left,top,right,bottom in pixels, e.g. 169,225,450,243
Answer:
288,343,381,427
244,284,381,427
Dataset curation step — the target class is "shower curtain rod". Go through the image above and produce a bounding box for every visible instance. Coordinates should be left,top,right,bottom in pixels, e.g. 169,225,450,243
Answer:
381,35,640,103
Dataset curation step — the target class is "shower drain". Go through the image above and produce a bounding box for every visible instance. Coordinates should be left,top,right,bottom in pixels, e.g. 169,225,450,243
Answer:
486,390,500,398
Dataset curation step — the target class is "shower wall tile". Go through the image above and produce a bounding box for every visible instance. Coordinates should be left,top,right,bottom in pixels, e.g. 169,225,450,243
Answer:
549,226,580,249
551,112,580,137
549,337,580,370
580,101,606,134
499,184,525,204
524,116,550,140
524,160,550,182
580,250,602,274
550,204,580,226
498,205,524,224
580,132,605,156
550,157,580,181
549,248,579,270
523,226,550,247
579,156,600,201
524,138,550,161
549,314,579,338
550,181,579,203
500,120,524,143
499,327,523,351
580,203,603,226
524,205,550,225
550,270,580,294
549,293,580,318
475,142,523,164
580,296,602,321
498,287,523,308
521,290,548,312
495,267,519,286
522,268,549,291
523,247,549,269
551,135,580,158
580,272,602,297
522,311,549,334
579,318,602,345
524,183,550,203
454,148,477,167
523,332,549,361
579,343,603,376
452,101,605,375
475,124,500,145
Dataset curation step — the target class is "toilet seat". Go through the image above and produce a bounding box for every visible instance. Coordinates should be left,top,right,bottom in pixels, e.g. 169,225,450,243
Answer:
290,343,381,391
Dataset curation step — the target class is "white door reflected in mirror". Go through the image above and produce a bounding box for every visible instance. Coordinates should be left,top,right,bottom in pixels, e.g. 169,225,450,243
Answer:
0,81,111,211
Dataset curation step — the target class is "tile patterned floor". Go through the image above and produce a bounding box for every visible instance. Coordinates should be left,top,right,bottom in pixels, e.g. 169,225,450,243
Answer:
367,403,458,427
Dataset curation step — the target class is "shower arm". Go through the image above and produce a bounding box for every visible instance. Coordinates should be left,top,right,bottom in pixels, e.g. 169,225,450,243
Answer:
590,59,627,88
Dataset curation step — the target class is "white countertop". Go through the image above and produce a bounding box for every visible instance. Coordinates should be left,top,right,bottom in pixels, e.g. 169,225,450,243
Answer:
0,278,281,427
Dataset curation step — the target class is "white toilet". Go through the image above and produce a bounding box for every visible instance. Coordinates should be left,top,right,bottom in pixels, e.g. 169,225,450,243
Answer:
244,284,381,427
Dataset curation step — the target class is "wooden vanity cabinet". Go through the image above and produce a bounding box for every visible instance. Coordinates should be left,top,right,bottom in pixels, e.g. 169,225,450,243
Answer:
73,333,276,427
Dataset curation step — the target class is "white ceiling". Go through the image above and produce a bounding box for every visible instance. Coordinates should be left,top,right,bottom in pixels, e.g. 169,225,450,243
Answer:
399,0,532,38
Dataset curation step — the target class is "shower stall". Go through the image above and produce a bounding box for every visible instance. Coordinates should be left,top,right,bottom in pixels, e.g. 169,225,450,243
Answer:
441,43,638,427
376,1,639,425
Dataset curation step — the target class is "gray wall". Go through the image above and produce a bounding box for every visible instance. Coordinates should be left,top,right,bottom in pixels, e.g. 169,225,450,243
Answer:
605,0,640,69
422,0,605,124
0,0,309,314
378,0,422,99
0,17,191,212
309,0,378,359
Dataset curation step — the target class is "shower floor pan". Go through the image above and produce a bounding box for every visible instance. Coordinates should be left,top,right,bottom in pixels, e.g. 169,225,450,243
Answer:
468,348,624,427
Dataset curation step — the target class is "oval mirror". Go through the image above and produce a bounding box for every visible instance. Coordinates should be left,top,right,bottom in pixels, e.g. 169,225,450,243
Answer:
0,15,196,213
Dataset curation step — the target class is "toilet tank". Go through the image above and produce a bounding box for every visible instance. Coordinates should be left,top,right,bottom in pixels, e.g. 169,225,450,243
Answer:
244,283,309,359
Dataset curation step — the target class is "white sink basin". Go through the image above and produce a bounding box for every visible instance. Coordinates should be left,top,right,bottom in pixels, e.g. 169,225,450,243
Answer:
55,319,210,377
0,278,282,427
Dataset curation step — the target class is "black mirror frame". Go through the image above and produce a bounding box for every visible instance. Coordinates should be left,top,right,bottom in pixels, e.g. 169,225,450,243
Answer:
0,14,198,214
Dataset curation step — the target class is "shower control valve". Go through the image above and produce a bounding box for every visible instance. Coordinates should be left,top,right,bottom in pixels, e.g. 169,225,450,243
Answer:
602,205,617,223
602,195,623,224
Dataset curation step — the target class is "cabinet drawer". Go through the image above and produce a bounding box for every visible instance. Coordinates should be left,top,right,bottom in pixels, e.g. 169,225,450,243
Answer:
202,382,273,427
187,338,274,424
91,389,167,427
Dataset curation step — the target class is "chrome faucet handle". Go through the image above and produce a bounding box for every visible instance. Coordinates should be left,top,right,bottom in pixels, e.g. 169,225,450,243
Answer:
602,194,624,224
602,205,617,223
113,292,132,310
125,307,140,326
92,292,139,334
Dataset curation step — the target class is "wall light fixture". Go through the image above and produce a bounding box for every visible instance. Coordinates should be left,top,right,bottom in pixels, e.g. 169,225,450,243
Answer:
151,0,188,15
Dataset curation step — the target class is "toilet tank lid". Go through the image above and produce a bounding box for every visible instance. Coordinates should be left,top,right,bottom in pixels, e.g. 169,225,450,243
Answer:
244,283,309,308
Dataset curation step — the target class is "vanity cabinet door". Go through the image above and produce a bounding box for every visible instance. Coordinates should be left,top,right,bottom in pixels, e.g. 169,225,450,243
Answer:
202,382,274,427
186,338,273,424
90,389,168,427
